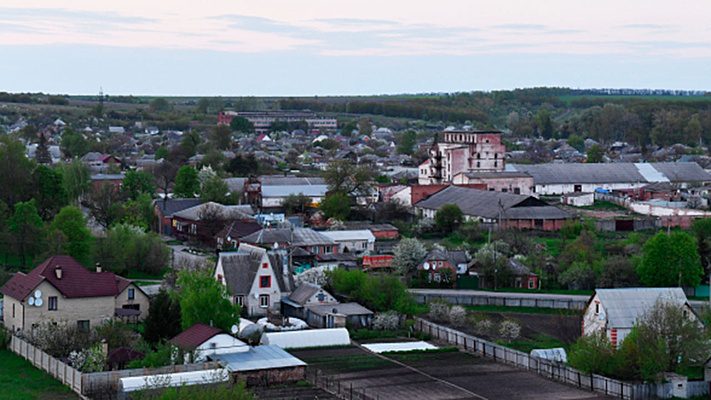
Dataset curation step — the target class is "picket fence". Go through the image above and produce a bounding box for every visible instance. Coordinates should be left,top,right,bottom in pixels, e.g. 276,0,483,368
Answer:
415,318,709,400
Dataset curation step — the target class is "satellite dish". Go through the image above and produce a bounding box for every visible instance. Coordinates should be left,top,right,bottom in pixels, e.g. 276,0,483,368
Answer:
273,242,279,249
35,298,43,307
230,325,239,335
423,262,430,270
34,290,42,298
28,297,35,306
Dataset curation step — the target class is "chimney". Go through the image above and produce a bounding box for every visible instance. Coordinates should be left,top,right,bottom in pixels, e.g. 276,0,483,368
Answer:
95,263,102,273
55,266,62,279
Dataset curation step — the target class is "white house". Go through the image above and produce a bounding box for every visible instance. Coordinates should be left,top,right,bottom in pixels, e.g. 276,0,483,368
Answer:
320,230,375,254
582,288,697,347
170,323,249,363
214,243,294,317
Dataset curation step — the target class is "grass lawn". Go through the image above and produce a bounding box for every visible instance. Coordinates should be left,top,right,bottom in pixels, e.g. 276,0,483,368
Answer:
125,269,168,280
296,353,392,373
498,334,567,354
577,200,627,212
534,237,564,258
464,305,580,316
0,350,77,400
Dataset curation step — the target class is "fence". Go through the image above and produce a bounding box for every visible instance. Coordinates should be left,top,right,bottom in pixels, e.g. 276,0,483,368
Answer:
306,366,379,400
410,290,588,311
9,334,220,399
414,318,708,400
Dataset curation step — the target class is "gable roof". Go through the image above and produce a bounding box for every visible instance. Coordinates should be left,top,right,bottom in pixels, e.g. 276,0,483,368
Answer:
218,220,263,241
416,186,569,220
321,230,376,243
241,228,335,247
170,324,223,350
154,198,203,217
0,256,135,300
218,244,292,295
594,287,689,329
173,202,254,221
287,283,321,305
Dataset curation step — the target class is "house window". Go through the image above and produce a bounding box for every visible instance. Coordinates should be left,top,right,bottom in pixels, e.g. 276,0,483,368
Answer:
190,224,197,234
128,288,135,300
514,188,521,195
259,294,270,308
262,262,268,269
12,303,15,318
476,162,480,168
217,274,223,283
48,296,58,311
595,303,600,314
528,279,535,289
259,276,271,288
235,295,244,306
77,320,90,332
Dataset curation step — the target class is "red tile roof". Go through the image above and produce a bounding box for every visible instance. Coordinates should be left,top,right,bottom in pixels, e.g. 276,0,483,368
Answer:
170,324,224,350
0,255,136,300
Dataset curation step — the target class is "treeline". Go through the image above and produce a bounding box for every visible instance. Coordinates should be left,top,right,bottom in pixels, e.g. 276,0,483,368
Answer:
0,92,68,105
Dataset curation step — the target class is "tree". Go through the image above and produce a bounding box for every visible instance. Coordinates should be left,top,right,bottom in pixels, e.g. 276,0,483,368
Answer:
122,170,155,200
226,154,260,176
149,97,172,112
200,175,230,204
8,200,44,267
320,192,350,220
566,134,585,152
179,131,202,158
229,116,254,133
121,193,155,230
327,269,415,315
534,108,554,138
35,133,52,164
61,159,90,204
144,290,182,344
357,117,372,136
630,300,709,381
637,231,702,287
154,146,169,160
50,206,92,264
94,224,169,276
152,160,178,205
323,160,373,198
32,165,68,220
586,144,604,163
281,193,312,215
396,130,417,155
434,204,464,234
691,218,711,274
568,331,618,376
0,136,34,207
85,184,123,229
175,269,240,331
598,256,638,288
474,241,511,289
211,125,232,150
174,166,200,198
60,129,89,159
391,238,427,276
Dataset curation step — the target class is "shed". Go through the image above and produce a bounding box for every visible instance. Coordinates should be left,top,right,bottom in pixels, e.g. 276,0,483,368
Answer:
210,345,306,372
530,348,567,363
260,328,351,349
119,369,229,393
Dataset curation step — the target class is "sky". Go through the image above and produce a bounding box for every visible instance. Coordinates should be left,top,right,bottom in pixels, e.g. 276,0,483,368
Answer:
1,0,710,96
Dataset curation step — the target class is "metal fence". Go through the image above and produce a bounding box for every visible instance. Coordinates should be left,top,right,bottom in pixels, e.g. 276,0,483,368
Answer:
306,367,379,400
414,318,707,400
410,291,588,311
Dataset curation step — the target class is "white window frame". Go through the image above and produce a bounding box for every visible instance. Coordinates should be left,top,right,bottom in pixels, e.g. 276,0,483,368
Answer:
259,294,270,308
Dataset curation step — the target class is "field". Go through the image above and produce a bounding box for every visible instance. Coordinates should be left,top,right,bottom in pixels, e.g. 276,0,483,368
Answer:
0,350,77,400
291,345,609,400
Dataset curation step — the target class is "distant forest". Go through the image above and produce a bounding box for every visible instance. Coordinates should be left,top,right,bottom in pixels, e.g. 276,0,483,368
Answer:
3,87,711,147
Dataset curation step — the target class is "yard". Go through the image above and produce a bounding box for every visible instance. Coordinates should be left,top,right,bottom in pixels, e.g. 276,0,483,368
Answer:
290,345,609,400
0,350,77,400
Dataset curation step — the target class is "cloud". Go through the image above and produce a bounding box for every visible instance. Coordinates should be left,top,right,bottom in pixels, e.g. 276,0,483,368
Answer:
211,14,303,34
0,7,156,25
492,24,547,31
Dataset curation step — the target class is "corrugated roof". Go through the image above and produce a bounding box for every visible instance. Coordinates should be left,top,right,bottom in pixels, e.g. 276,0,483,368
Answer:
416,186,568,220
306,302,373,316
260,176,325,186
509,162,711,185
242,228,335,247
595,287,689,328
288,283,320,305
173,202,255,221
154,198,203,217
211,345,305,372
260,328,351,349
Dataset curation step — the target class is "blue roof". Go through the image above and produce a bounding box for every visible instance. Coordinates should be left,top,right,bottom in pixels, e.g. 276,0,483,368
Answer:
210,345,306,372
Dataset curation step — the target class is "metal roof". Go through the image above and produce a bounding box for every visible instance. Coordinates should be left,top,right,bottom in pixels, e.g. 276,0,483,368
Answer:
321,230,376,243
261,185,328,198
595,287,689,329
173,202,255,221
306,302,373,316
260,176,325,186
260,328,351,349
509,162,711,185
211,345,305,372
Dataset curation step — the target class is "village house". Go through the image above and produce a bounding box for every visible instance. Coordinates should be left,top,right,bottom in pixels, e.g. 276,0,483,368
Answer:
81,152,122,172
281,283,373,329
170,323,249,363
470,258,539,290
320,230,375,254
214,243,294,317
153,198,204,235
417,249,470,284
241,227,338,256
171,202,255,245
1,256,149,333
415,185,570,231
451,171,535,195
419,130,506,184
582,287,698,347
215,220,264,250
